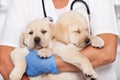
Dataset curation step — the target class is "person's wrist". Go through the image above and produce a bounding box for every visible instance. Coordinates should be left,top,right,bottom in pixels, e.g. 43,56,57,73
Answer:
55,56,63,72
55,56,80,72
21,74,29,80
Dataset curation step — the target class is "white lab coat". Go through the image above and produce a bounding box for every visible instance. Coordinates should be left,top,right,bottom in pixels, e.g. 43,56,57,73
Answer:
0,0,119,80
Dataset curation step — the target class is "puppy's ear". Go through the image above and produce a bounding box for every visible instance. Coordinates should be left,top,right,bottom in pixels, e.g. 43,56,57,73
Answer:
20,33,25,48
54,23,69,44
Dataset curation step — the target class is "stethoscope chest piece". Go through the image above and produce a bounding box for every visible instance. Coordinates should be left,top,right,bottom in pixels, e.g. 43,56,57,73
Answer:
45,16,53,22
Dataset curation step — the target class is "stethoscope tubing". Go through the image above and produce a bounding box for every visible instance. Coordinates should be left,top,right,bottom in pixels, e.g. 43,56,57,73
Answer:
42,0,90,18
42,0,47,17
70,0,90,15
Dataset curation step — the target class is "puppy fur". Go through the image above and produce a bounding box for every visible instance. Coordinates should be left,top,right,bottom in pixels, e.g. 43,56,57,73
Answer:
9,19,54,80
10,11,104,80
50,11,104,80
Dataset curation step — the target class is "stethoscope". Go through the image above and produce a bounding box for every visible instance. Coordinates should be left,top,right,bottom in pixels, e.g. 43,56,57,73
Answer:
42,0,90,22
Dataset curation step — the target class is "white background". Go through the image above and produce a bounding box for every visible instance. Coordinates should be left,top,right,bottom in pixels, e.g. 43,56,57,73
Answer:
0,0,120,80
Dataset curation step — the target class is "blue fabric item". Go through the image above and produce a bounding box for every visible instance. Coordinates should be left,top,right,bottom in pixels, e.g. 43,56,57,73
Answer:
25,50,59,76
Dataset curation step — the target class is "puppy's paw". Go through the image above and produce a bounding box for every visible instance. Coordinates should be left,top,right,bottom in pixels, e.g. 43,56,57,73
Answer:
38,48,53,58
90,36,104,48
84,73,98,80
83,69,98,80
9,70,22,80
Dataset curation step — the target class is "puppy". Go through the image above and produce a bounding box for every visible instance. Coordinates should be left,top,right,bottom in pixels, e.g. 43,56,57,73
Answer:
48,11,104,80
9,19,54,80
10,11,104,80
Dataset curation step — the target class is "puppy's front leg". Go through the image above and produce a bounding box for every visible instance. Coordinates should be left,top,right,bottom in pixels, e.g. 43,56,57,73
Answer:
53,41,98,80
9,48,29,80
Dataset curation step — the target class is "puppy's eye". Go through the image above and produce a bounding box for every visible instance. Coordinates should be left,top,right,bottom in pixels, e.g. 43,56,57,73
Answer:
29,31,33,35
41,30,47,34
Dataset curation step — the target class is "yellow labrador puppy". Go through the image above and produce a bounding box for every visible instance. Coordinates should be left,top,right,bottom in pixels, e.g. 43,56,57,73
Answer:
48,11,104,80
10,11,104,80
9,19,54,80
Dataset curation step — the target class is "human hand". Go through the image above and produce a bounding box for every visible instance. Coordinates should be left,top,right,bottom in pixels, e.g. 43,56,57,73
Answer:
0,46,29,80
25,50,59,76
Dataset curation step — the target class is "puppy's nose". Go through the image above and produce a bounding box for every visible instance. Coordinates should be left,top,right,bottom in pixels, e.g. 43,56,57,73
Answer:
34,37,41,43
84,38,90,44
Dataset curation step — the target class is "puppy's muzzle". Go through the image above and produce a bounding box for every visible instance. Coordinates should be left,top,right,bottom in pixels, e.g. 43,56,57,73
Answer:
34,37,41,44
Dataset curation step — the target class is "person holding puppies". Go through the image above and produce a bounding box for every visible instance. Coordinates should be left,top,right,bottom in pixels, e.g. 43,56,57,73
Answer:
0,0,119,80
